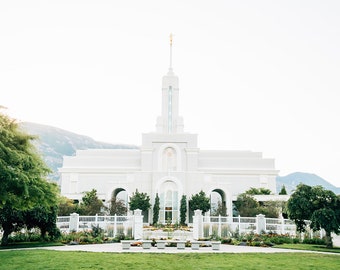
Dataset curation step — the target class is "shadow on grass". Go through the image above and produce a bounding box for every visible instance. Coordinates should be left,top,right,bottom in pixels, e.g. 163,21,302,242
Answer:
0,242,64,250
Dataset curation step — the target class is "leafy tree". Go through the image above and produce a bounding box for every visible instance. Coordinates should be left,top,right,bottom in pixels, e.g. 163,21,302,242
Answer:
78,189,104,215
189,190,210,214
180,195,187,225
57,196,77,216
279,185,288,195
25,205,61,240
0,111,59,245
153,193,160,225
211,201,225,216
245,187,272,195
257,201,281,218
129,189,151,212
287,184,340,248
234,193,260,217
0,204,25,245
108,195,127,216
234,192,281,218
287,184,315,232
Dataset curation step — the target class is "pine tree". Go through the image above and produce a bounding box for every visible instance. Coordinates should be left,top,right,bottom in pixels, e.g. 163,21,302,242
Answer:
153,193,160,225
180,195,187,225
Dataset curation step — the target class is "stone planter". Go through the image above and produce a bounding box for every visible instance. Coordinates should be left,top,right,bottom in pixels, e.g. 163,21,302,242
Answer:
211,241,221,250
121,240,131,250
176,240,186,249
191,241,200,250
157,240,167,249
142,240,152,249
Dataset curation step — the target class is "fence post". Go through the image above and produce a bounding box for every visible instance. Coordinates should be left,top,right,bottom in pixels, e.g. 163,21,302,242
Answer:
205,212,211,236
218,215,221,237
133,209,143,240
281,215,285,235
193,210,203,240
256,214,266,234
69,213,80,232
114,214,117,237
238,215,241,234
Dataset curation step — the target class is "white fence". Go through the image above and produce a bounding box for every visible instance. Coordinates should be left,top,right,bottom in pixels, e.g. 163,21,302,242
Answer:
57,214,135,238
201,215,297,238
57,212,322,240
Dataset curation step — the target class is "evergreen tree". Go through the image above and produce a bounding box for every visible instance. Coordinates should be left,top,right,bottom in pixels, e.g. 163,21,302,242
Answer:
129,189,151,212
153,193,160,225
279,185,288,195
78,189,105,215
180,195,187,225
189,191,210,214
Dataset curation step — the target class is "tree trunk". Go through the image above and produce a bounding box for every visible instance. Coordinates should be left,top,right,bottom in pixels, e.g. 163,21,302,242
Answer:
325,230,333,248
1,229,10,246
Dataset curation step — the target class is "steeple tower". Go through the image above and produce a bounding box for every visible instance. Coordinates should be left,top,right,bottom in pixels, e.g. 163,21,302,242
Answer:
156,34,184,134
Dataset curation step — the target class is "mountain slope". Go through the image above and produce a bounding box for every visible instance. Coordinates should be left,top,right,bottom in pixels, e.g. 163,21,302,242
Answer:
276,172,340,195
21,122,138,181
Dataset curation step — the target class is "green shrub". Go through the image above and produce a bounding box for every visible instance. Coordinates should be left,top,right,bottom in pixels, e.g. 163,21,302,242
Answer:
221,238,232,244
303,238,326,245
7,232,42,243
91,225,103,238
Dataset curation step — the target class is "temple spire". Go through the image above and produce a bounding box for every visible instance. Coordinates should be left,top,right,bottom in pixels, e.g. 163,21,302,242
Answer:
156,34,183,134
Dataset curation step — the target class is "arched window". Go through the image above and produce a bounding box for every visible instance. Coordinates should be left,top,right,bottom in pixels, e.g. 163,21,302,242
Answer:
159,181,178,223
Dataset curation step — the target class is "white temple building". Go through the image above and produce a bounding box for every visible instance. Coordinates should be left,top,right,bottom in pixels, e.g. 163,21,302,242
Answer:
59,37,279,223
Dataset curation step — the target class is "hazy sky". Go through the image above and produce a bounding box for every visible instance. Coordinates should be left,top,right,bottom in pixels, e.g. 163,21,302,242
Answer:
1,1,339,187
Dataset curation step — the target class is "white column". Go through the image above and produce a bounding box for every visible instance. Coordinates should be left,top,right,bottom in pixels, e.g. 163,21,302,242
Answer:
133,209,144,240
256,214,266,234
193,210,203,240
69,213,79,232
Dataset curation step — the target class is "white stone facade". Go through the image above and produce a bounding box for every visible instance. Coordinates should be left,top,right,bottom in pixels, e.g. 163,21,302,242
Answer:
59,41,279,223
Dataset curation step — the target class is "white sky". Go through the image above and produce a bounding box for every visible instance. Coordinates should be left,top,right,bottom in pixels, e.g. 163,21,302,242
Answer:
1,1,339,187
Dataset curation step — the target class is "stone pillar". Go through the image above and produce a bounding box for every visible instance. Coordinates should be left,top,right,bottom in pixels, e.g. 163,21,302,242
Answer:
69,213,79,232
256,214,266,234
133,209,143,240
193,210,203,240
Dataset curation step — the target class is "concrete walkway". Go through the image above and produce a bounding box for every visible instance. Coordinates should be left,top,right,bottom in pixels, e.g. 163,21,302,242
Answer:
40,243,340,255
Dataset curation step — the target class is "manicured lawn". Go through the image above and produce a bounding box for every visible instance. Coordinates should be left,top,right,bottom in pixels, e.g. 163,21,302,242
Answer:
275,244,340,254
0,250,339,270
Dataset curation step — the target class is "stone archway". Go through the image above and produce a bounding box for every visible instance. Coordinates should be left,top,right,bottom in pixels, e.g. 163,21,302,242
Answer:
109,188,128,215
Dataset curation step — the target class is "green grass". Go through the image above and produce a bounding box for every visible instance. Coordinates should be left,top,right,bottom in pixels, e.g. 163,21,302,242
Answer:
0,250,339,270
275,244,340,254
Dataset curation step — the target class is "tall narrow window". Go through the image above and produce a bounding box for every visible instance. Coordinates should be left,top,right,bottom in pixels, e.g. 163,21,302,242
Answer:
162,147,177,171
168,86,172,133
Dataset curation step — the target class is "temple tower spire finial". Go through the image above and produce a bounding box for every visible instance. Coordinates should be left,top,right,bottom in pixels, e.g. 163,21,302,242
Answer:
169,33,173,69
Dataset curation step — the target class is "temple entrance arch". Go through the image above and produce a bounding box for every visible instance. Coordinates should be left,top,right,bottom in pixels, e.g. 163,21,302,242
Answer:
157,180,180,224
210,189,227,216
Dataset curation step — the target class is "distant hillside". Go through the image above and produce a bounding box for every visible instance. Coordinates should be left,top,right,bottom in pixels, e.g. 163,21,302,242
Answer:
21,122,138,181
276,172,340,195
